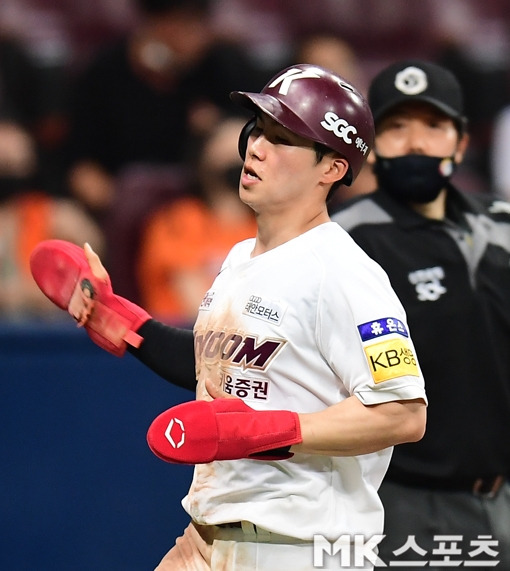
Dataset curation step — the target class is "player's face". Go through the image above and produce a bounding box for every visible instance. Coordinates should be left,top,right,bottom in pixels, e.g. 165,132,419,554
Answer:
374,102,468,163
239,115,330,213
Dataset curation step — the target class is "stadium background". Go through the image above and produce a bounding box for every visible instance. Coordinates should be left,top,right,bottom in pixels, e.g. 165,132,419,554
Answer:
1,1,509,569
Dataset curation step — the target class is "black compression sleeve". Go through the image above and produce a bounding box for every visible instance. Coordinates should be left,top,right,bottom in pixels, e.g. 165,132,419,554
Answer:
127,319,196,392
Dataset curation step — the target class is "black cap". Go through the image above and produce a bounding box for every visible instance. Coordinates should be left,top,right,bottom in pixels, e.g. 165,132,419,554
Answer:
368,60,466,130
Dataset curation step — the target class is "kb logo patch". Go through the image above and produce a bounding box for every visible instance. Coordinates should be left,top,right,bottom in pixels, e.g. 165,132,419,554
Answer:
364,338,419,383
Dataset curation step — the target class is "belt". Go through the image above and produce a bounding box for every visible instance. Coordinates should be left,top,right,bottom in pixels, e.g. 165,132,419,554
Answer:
217,522,243,529
209,521,308,544
387,473,507,499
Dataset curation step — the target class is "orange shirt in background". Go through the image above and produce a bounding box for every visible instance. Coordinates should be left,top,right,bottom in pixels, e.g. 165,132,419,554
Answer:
11,192,52,276
137,196,257,325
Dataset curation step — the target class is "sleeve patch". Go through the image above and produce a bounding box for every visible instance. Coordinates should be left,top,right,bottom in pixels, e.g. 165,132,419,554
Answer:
358,317,409,342
364,338,419,383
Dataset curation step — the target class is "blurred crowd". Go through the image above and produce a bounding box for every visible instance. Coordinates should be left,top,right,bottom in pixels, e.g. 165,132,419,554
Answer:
1,0,509,324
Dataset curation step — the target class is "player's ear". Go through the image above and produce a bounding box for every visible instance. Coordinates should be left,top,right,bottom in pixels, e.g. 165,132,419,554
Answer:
321,156,349,185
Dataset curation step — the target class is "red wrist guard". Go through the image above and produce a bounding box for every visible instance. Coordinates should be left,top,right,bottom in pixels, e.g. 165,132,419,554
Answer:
146,398,302,464
30,240,151,356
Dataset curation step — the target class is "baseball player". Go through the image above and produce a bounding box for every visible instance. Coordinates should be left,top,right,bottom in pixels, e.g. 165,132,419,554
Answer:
31,64,427,571
332,59,510,568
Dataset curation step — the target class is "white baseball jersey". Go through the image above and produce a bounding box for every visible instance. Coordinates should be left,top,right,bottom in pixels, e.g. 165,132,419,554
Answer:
182,222,426,541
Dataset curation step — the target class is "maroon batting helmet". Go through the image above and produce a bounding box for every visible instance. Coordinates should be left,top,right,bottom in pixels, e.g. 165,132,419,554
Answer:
230,64,374,185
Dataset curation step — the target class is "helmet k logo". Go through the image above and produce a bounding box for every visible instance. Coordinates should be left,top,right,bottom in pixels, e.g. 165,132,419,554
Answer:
268,68,321,96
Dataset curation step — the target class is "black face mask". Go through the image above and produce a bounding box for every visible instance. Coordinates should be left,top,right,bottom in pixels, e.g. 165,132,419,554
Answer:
374,154,456,204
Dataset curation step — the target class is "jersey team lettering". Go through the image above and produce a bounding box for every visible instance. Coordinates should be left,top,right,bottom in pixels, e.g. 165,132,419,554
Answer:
222,370,270,401
199,290,215,310
358,317,409,342
364,338,419,383
195,330,286,370
243,295,285,325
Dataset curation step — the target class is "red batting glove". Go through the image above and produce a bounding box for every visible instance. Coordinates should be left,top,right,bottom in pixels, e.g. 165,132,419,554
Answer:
30,239,151,357
146,398,302,464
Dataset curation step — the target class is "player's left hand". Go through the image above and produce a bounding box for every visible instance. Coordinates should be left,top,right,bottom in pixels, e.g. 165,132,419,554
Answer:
204,376,236,400
146,398,302,464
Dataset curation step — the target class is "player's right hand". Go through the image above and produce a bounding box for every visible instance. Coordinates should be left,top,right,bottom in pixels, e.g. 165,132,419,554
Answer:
69,242,109,326
30,239,151,356
83,242,109,282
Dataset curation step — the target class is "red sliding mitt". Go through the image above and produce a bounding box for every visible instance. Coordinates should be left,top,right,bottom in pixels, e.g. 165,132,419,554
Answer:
30,240,151,356
147,398,302,464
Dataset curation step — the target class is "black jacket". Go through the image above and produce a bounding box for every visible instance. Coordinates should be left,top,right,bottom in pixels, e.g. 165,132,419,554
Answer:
332,187,510,481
